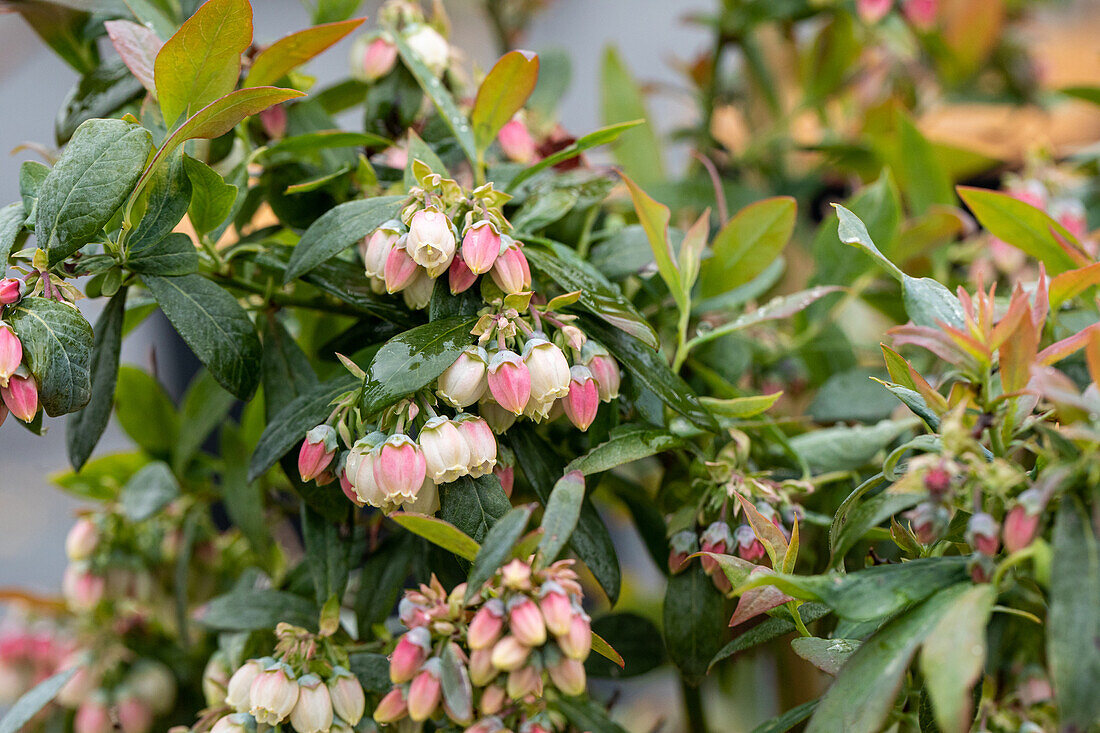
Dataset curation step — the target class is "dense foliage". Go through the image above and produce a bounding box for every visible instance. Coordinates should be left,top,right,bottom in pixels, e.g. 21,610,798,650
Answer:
2,0,1100,731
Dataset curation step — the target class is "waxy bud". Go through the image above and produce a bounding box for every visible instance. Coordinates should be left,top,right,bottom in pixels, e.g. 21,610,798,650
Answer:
374,433,427,502
562,365,599,431
501,558,532,589
373,686,408,724
403,267,435,310
480,683,506,715
498,116,537,164
508,596,547,647
506,664,542,700
298,425,338,482
523,336,571,402
65,517,98,561
734,524,766,562
462,220,503,274
468,647,497,686
259,103,287,139
487,350,531,415
289,673,333,733
966,512,1000,556
390,627,431,684
407,658,442,722
469,598,505,649
495,465,514,497
116,689,154,733
1052,198,1088,240
490,635,530,671
249,662,299,725
438,347,488,408
211,713,252,733
902,0,936,28
969,553,995,583
346,434,386,507
203,652,232,707
449,255,478,294
700,522,733,575
338,459,362,507
0,278,24,306
669,530,699,574
906,502,950,545
557,611,591,660
539,581,573,636
74,696,112,733
923,466,952,499
419,416,472,483
62,564,104,611
856,0,892,23
548,656,586,696
582,344,620,402
0,324,22,383
384,243,420,293
457,414,497,477
1003,489,1044,553
407,209,456,277
469,715,507,733
353,34,398,82
405,24,449,76
490,239,531,295
1,367,36,422
361,222,401,279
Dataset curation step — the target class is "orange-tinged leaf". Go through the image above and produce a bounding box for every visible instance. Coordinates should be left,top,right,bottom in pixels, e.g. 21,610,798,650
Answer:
590,631,624,668
732,492,788,566
471,49,539,153
104,20,162,95
621,172,683,309
729,574,794,627
999,313,1040,393
245,18,365,88
1038,323,1100,366
881,344,917,389
1087,329,1100,387
1049,262,1100,310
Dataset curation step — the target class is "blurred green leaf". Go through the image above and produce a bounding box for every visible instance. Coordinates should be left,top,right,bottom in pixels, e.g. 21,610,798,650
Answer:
600,46,663,185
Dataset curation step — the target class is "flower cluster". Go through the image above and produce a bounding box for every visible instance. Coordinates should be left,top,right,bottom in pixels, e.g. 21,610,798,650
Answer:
0,609,72,707
0,279,38,425
375,559,592,731
214,626,366,733
58,654,176,733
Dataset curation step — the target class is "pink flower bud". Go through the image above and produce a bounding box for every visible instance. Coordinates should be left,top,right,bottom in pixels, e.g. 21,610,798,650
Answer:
468,647,497,686
0,367,34,422
490,635,530,671
65,517,99,561
700,522,733,575
548,656,586,696
582,344,620,402
905,503,950,545
923,466,952,499
373,686,408,724
354,34,398,82
479,396,518,433
0,278,24,306
487,350,531,415
539,582,573,637
668,530,699,574
490,239,531,295
74,696,113,733
390,627,431,684
289,673,333,733
62,564,105,611
373,433,427,503
211,713,252,733
523,336,571,402
969,554,994,583
469,598,505,650
298,425,338,482
856,0,892,23
734,524,766,562
462,221,503,274
346,434,386,507
562,365,599,431
966,512,1000,556
557,611,591,660
495,465,514,497
469,715,507,733
437,347,489,408
449,255,478,294
456,414,497,478
407,658,442,722
1003,489,1044,553
259,103,287,139
902,0,936,29
418,417,472,484
407,209,456,277
384,243,420,293
361,222,401,279
501,558,532,589
0,324,22,383
506,664,542,700
712,567,733,594
1051,199,1088,240
116,690,154,733
338,461,363,507
249,662,299,725
480,683,506,715
498,117,537,164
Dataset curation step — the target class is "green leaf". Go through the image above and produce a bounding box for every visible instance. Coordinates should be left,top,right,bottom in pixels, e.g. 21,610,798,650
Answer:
806,584,968,733
55,58,145,145
245,18,364,88
389,513,480,562
154,0,253,127
751,699,820,733
830,489,924,564
555,697,631,733
892,110,954,215
142,274,262,399
36,118,152,265
0,203,25,264
220,422,269,555
439,474,512,544
699,197,796,299
53,451,145,502
302,503,350,606
183,155,238,238
809,368,896,424
586,612,666,679
197,589,319,631
7,297,93,416
958,186,1083,275
710,603,832,670
507,120,642,190
174,369,235,470
260,313,319,419
791,637,859,676
348,652,390,693
127,232,199,275
66,288,125,470
919,584,995,733
390,26,477,165
248,375,357,482
439,641,474,724
128,149,192,253
359,317,477,416
471,50,540,153
565,425,682,475
260,130,392,162
0,667,78,733
114,366,178,456
283,195,403,282
620,173,682,310
1047,496,1100,729
118,460,179,521
789,418,914,474
308,0,363,24
465,505,533,602
663,563,729,684
700,392,782,420
538,470,585,562
9,3,99,76
600,46,663,185
19,160,50,227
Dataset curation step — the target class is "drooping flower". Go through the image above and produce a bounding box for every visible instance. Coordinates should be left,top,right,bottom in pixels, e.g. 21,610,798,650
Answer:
437,346,488,408
298,424,338,482
461,220,502,274
249,662,299,725
373,433,427,502
487,350,531,415
0,324,22,383
407,208,456,277
406,657,442,722
523,335,571,403
352,33,398,82
455,414,497,478
289,673,334,733
498,116,538,164
561,365,599,431
327,666,365,726
384,243,420,293
490,238,531,295
419,416,472,483
390,626,431,684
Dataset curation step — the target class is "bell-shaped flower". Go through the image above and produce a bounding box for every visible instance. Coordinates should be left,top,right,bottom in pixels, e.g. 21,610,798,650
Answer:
490,238,531,295
487,350,531,415
289,674,333,733
373,433,427,503
462,220,502,274
523,335,570,402
561,365,599,431
407,208,456,277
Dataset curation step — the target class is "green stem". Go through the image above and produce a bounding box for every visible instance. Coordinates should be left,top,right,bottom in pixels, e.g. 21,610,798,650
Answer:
672,304,692,373
788,601,811,637
680,678,707,733
575,206,599,260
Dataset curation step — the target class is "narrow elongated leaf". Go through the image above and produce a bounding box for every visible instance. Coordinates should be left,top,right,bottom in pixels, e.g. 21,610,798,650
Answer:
302,503,350,605
621,173,682,309
197,589,319,631
958,186,1084,274
700,197,796,298
119,460,179,521
154,0,253,127
600,46,663,185
466,505,533,601
114,366,178,456
439,641,474,724
36,118,152,264
751,699,820,733
104,19,161,95
663,563,729,684
507,120,642,190
700,392,782,419
0,203,24,264
893,111,954,214
142,274,261,399
472,50,540,152
439,474,511,544
245,18,365,88
830,489,924,564
555,697,631,733
66,288,125,469
174,369,236,470
389,513,480,562
0,667,77,733
261,130,392,161
565,425,682,475
127,232,199,275
284,195,403,282
539,471,585,562
7,297,93,416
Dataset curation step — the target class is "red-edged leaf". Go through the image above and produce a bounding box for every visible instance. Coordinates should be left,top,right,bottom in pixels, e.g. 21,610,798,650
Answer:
1049,262,1100,309
732,492,788,566
245,18,365,88
729,572,795,627
1038,322,1100,366
591,631,625,668
104,20,162,95
471,50,539,153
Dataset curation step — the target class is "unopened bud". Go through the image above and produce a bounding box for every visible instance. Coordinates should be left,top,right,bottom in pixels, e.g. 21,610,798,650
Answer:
856,0,892,23
557,610,591,660
116,689,154,733
456,414,497,478
508,596,547,647
438,346,488,408
74,695,112,733
498,116,537,164
203,652,232,708
562,365,599,431
906,502,950,545
403,267,435,310
407,658,442,722
487,350,531,415
548,656,586,696
469,647,497,686
669,530,699,574
700,522,733,575
468,715,507,733
259,103,287,139
582,344,620,402
923,466,952,499
390,626,431,684
490,635,530,671
490,239,531,295
480,683,506,715
352,34,398,82
0,278,24,306
289,673,334,733
495,465,514,497
298,425,338,482
0,324,22,383
500,558,532,589
469,598,505,650
62,564,105,611
902,0,937,29
373,686,408,724
734,524,766,562
227,658,266,713
506,664,542,700
1003,489,1044,553
449,255,478,294
361,221,401,278
966,512,1000,556
384,243,420,293
405,24,449,76
479,397,518,433
538,582,573,636
65,517,99,561
462,220,503,274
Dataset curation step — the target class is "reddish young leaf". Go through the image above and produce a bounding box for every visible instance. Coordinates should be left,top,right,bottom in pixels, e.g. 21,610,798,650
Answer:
244,17,366,88
104,20,162,95
471,50,539,153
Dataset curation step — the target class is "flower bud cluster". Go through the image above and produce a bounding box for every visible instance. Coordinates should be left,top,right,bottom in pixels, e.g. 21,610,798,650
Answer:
375,559,591,731
57,654,176,733
0,611,72,706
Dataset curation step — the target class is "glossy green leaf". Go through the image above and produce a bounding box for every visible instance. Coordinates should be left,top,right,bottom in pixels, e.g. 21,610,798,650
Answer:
538,470,585,562
439,641,474,724
348,652,390,693
466,505,533,602
118,460,179,521
507,120,642,190
174,369,236,470
183,155,238,238
958,186,1083,275
261,130,392,162
700,392,782,420
260,313,319,419
359,316,477,416
245,18,364,88
53,452,145,502
141,274,262,399
127,232,199,275
699,197,796,299
0,667,78,733
197,589,319,631
663,563,730,684
128,149,192,253
66,288,125,470
283,195,403,282
36,118,152,265
472,50,540,153
791,637,860,676
789,418,914,474
114,366,179,457
830,489,924,564
600,46,663,185
565,425,682,475
389,513,480,562
104,19,161,95
302,503,350,606
709,603,832,671
154,0,252,127
439,474,512,544
7,297,93,416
